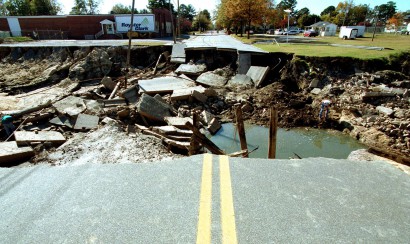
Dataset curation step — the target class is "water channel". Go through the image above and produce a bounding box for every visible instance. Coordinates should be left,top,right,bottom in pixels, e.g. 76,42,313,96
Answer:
209,123,367,159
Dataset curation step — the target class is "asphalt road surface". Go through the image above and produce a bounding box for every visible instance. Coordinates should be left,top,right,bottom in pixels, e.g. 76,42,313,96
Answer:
1,155,410,243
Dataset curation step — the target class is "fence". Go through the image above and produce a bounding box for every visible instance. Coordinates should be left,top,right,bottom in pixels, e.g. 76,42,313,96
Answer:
9,30,70,40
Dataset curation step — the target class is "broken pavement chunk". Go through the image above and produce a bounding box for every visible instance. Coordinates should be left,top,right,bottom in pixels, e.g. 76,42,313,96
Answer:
74,113,99,130
164,117,194,129
171,86,207,101
101,76,116,91
201,110,215,125
49,115,74,128
196,72,228,87
0,141,35,164
246,66,269,88
136,94,172,122
14,131,66,147
53,96,86,116
227,74,254,87
175,63,207,76
170,43,187,63
207,117,222,135
192,90,208,103
139,76,196,94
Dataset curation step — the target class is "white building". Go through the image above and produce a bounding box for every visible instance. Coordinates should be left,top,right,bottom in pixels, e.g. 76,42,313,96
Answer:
307,21,337,36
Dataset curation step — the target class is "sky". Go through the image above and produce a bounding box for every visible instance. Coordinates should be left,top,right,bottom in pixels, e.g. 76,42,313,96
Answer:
59,0,410,16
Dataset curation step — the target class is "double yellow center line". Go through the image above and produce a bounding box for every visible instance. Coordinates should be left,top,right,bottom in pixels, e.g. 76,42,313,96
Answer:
196,154,238,244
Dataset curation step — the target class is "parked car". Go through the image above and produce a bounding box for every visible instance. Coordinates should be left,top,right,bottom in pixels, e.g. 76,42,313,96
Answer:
283,30,299,35
274,29,284,35
266,29,274,34
303,30,318,37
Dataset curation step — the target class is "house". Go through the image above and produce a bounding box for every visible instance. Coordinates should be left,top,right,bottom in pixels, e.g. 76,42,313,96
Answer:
306,21,337,36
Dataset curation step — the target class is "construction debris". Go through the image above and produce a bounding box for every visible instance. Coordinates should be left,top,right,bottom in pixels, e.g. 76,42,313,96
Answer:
139,76,196,94
14,131,66,146
175,63,207,76
246,66,269,88
74,113,99,130
136,94,172,122
53,96,86,116
196,72,228,87
0,141,35,164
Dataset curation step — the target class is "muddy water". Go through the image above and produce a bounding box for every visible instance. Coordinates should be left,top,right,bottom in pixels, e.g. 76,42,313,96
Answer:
209,123,367,159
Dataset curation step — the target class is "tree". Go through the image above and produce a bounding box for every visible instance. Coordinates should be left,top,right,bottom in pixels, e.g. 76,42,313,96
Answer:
3,0,60,16
375,1,396,22
147,0,174,12
31,0,60,15
348,4,368,25
110,3,135,14
70,0,100,15
179,4,196,21
225,0,271,39
192,9,212,32
321,6,335,16
277,0,297,12
4,0,33,15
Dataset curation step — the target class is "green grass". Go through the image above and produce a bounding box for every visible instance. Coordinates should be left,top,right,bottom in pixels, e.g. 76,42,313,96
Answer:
125,41,167,46
234,33,410,59
1,36,33,43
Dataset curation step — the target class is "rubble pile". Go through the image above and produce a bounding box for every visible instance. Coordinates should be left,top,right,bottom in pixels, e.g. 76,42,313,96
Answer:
1,46,409,165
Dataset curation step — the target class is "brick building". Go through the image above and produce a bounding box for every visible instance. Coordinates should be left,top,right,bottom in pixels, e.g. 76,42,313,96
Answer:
0,9,173,40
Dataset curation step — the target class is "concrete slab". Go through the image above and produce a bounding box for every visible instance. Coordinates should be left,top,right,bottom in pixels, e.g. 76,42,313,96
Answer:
238,52,252,75
121,85,139,104
152,126,193,136
171,86,207,101
175,64,207,76
192,90,207,103
246,66,270,88
228,74,254,87
196,72,228,87
53,96,86,116
74,114,99,130
201,110,215,125
139,76,196,94
14,131,66,146
49,115,74,128
170,43,187,63
207,117,222,135
0,141,34,164
164,117,193,129
136,94,172,122
101,76,116,91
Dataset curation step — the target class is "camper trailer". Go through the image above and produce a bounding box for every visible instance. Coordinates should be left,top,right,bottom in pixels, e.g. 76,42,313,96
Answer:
346,26,365,37
339,27,358,40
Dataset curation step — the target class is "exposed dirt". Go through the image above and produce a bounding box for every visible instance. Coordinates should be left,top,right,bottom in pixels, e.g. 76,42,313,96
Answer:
1,46,409,165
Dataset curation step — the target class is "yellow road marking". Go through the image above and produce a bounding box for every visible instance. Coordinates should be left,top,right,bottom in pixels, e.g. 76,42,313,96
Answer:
220,155,238,244
196,154,213,244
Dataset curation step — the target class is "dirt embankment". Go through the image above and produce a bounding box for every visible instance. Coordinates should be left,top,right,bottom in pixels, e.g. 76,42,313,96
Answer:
0,46,409,164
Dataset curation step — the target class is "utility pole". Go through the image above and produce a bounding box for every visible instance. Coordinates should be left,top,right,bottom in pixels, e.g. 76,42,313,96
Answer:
169,0,176,43
177,0,180,38
125,0,136,89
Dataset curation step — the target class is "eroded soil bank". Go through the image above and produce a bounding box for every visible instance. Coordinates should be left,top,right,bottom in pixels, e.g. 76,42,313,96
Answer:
0,45,409,165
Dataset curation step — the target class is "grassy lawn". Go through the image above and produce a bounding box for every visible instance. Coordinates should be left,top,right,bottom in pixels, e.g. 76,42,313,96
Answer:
234,33,410,59
0,36,33,43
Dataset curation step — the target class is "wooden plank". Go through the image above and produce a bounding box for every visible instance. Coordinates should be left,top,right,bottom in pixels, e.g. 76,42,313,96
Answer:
235,106,248,158
186,121,225,155
268,107,278,159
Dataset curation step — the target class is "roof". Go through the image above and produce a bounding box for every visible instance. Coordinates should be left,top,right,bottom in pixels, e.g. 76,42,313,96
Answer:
308,21,337,27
